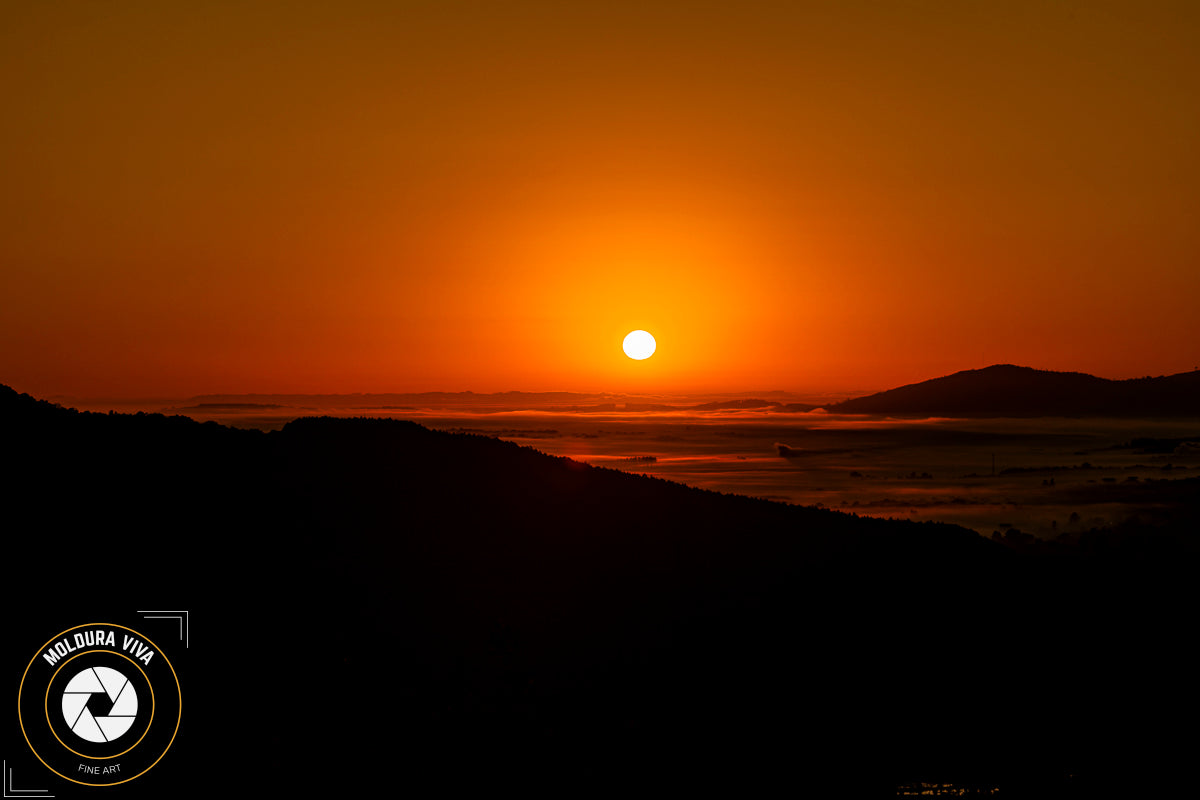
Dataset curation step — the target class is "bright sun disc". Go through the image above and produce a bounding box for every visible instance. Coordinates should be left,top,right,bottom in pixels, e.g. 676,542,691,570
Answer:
622,330,656,360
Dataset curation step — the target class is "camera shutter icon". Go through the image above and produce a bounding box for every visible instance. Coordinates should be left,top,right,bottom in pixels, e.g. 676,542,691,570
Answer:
61,666,139,743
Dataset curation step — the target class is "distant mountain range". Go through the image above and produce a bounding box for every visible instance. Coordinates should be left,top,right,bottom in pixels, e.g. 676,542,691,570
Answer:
825,364,1200,416
165,391,818,415
1,382,1194,792
160,365,1199,419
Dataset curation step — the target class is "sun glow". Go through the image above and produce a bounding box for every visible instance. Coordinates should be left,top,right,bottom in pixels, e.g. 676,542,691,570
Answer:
622,330,656,360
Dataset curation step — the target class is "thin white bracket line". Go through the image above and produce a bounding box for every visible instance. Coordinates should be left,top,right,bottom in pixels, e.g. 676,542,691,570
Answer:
3,762,52,796
137,610,189,648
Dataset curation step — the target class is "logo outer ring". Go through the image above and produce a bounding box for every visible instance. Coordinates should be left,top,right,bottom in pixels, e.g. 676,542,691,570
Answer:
17,622,182,787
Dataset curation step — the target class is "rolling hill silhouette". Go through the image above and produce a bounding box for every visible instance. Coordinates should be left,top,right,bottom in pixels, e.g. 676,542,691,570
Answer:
2,383,1194,794
826,364,1200,417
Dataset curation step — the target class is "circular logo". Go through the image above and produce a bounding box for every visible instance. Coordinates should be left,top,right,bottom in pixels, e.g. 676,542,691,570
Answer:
18,624,181,787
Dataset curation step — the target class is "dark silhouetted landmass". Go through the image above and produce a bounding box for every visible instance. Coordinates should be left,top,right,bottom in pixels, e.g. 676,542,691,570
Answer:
825,364,1200,417
1110,436,1200,454
188,389,603,407
173,391,819,416
171,402,285,411
774,401,820,412
691,398,819,412
2,383,1194,794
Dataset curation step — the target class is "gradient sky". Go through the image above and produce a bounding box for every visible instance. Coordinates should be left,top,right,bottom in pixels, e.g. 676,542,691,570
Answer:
3,1,1199,397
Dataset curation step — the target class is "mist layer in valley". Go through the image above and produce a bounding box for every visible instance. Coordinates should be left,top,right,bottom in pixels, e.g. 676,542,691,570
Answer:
120,394,1200,539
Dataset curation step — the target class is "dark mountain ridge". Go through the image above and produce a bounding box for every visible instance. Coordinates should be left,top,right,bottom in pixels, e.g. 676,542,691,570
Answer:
826,364,1200,417
2,383,1193,794
172,390,817,414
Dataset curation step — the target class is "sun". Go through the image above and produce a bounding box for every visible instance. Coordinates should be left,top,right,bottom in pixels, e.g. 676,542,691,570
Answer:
622,330,656,360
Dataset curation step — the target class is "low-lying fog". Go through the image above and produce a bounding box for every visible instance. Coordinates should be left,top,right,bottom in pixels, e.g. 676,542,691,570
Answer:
129,398,1200,538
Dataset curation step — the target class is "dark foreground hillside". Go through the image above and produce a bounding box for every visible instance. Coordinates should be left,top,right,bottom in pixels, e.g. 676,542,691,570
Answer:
2,384,1195,796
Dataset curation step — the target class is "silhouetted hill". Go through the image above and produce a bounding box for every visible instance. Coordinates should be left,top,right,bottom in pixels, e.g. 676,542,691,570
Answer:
690,398,818,412
826,364,1200,417
2,383,1194,795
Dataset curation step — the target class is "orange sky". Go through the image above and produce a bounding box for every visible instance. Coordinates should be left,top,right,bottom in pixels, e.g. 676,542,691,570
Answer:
3,1,1199,398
